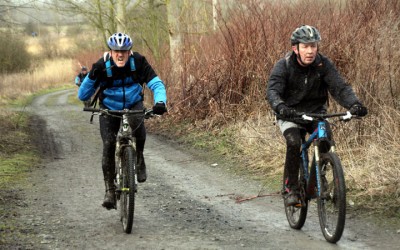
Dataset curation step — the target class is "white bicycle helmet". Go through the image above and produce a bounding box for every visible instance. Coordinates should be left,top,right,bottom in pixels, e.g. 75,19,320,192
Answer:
107,33,133,50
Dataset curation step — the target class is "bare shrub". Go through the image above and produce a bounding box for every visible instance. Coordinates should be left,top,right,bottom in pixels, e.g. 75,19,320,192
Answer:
0,31,32,74
157,0,400,210
0,58,74,103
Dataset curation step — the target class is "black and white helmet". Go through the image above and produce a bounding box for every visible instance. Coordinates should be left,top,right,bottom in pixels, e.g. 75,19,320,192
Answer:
290,25,321,45
107,32,133,50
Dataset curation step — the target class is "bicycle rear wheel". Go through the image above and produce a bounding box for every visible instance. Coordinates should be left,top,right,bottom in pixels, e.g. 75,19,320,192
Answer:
119,146,136,234
284,164,308,229
317,152,346,243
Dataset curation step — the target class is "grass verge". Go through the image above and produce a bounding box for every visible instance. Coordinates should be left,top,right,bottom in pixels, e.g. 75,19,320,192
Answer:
0,111,41,248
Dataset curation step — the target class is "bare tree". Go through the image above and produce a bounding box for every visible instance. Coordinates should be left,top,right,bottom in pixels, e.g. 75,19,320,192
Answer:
0,0,40,27
51,0,135,46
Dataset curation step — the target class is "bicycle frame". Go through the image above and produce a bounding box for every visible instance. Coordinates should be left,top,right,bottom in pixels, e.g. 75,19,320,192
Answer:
115,114,136,158
115,114,137,193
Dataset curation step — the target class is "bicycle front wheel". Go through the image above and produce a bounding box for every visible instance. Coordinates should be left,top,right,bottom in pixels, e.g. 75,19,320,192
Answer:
119,146,136,234
317,152,346,243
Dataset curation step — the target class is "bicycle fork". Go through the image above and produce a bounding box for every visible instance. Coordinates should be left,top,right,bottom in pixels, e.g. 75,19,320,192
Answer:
310,121,332,199
303,121,328,200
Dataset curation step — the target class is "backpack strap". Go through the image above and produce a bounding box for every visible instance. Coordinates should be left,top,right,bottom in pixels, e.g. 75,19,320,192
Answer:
129,51,136,71
103,51,136,76
104,52,112,77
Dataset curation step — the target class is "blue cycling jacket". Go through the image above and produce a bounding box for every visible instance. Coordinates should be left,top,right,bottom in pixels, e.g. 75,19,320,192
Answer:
78,52,167,110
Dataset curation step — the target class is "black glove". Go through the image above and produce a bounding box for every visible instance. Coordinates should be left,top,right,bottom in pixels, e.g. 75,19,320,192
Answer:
89,62,104,80
349,104,368,117
277,104,297,118
153,102,167,115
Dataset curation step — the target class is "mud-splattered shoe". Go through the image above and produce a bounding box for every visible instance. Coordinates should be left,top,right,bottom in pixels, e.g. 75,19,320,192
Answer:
102,182,116,210
136,152,147,183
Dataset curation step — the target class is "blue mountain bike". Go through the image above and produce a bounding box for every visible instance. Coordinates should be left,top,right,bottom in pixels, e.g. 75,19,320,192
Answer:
282,111,357,243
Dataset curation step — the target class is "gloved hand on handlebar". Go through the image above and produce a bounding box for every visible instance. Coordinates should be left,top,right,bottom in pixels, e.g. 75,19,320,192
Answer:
277,104,297,119
153,102,167,115
349,104,368,117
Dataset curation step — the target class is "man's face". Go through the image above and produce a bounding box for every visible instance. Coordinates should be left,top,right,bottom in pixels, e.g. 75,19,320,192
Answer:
110,50,130,67
292,42,318,66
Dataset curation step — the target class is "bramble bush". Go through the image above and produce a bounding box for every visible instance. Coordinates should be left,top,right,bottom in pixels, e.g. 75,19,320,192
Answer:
156,0,400,212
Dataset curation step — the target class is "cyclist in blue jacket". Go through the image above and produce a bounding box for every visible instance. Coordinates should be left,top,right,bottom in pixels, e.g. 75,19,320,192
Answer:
267,25,367,206
75,66,91,107
78,32,167,209
75,66,88,87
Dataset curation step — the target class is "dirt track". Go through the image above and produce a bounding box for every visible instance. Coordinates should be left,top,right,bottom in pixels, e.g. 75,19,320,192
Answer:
10,89,400,249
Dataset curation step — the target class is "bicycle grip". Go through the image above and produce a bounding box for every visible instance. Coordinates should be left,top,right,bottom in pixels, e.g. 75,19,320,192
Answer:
83,107,100,112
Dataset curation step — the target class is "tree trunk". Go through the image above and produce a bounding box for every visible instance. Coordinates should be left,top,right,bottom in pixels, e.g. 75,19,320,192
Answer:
116,0,126,32
166,0,182,79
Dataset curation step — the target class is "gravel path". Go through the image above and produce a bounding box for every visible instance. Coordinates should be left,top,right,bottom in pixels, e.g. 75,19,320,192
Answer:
9,89,400,249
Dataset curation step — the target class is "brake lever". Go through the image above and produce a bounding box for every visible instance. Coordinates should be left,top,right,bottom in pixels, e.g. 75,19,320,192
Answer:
340,111,352,121
301,114,313,121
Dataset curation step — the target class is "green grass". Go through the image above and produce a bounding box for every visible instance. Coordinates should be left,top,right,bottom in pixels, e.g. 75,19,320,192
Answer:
0,153,38,189
0,110,40,248
0,110,40,189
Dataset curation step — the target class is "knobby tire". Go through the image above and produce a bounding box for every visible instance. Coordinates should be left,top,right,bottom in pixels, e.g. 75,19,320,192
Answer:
317,152,346,243
120,146,136,234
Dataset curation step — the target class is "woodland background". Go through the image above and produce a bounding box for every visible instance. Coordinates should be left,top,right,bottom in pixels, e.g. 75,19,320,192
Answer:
0,0,399,214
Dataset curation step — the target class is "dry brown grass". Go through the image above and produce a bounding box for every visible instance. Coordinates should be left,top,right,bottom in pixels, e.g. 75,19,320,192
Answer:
25,36,43,55
0,58,74,104
154,0,400,212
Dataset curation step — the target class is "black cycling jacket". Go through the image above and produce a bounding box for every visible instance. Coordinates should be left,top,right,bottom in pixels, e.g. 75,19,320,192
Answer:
267,52,361,115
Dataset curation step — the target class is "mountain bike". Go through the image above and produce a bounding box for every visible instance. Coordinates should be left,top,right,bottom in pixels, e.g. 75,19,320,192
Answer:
281,111,358,243
83,107,153,234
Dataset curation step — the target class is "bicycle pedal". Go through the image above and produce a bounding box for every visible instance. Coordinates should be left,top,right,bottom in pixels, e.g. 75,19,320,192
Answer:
102,203,117,210
294,203,302,207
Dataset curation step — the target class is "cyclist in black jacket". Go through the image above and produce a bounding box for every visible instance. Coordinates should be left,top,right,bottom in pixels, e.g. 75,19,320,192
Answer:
266,25,368,206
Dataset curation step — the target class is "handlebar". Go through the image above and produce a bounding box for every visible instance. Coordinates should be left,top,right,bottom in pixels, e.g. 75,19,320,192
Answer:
277,111,358,121
83,107,154,119
301,111,352,121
